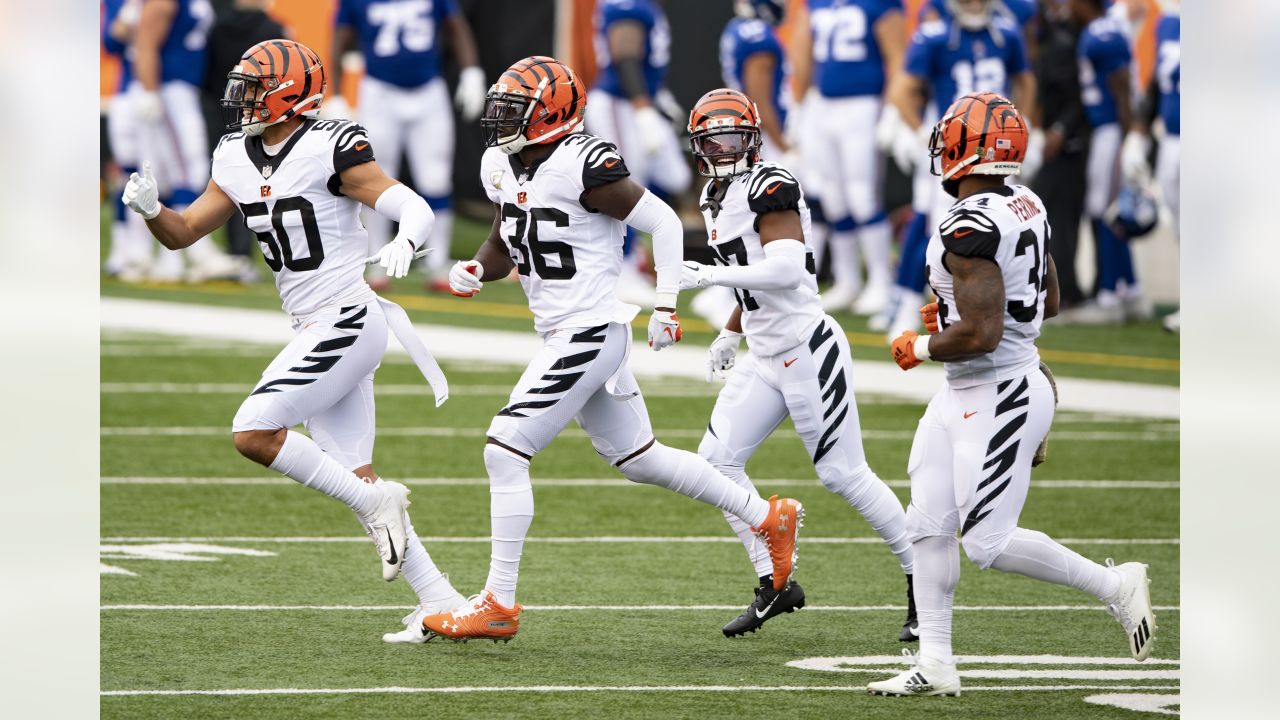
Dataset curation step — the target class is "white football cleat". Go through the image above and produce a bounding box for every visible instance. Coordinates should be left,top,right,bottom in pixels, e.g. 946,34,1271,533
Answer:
867,652,961,697
1104,559,1157,661
362,480,411,582
382,591,467,644
820,282,861,312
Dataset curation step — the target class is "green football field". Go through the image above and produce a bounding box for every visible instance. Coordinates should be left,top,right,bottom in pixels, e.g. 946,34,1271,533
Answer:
100,327,1179,719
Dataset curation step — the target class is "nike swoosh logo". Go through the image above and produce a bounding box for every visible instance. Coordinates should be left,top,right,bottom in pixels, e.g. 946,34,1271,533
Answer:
754,594,780,619
783,357,798,367
963,411,977,419
604,158,619,168
954,228,974,238
766,182,782,195
384,528,398,566
355,142,369,152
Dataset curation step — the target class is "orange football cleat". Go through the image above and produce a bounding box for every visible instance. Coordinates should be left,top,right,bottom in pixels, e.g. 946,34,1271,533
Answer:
753,495,804,591
422,590,522,643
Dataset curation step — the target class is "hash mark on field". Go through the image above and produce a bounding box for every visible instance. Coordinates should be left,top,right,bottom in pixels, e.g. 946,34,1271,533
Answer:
100,684,1181,697
99,535,1181,546
98,476,1181,490
99,604,1182,612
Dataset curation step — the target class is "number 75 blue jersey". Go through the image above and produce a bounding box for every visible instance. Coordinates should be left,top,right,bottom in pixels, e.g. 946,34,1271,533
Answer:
336,0,459,88
806,0,903,98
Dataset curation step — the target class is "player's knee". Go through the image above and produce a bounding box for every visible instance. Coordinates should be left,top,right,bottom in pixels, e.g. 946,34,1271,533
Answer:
817,460,872,496
618,440,675,486
905,503,954,544
697,430,733,467
484,440,531,488
961,530,1011,570
233,428,285,466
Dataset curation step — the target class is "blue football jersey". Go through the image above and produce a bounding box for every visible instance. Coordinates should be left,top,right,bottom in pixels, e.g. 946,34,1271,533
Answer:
160,0,214,86
593,0,670,98
905,19,1027,105
720,17,788,124
1078,15,1131,128
102,0,133,90
1155,14,1180,136
336,0,459,88
925,0,1035,28
806,0,903,98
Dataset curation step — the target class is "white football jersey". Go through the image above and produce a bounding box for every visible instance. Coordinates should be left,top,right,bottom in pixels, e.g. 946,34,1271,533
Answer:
479,133,638,334
697,162,821,357
212,118,377,318
926,184,1049,388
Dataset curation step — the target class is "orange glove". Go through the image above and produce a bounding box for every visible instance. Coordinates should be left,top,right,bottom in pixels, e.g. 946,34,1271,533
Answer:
891,330,928,371
920,302,939,334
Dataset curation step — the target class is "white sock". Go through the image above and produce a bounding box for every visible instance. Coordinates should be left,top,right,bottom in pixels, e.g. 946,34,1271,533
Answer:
123,212,153,268
714,463,774,577
915,534,959,667
483,444,533,608
423,210,453,274
826,464,913,574
268,430,379,517
399,515,459,605
621,442,768,527
989,528,1122,602
857,222,892,288
828,230,862,289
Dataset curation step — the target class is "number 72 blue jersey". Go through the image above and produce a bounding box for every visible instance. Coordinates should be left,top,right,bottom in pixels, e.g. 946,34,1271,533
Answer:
806,0,903,98
336,0,459,88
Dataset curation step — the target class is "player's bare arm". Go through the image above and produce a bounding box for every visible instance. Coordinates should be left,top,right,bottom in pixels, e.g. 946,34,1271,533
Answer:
926,254,1006,362
788,2,813,101
586,177,678,309
133,0,177,93
330,24,357,90
1107,66,1133,132
887,72,928,130
443,12,481,68
474,204,516,280
144,179,237,251
873,8,907,85
608,20,652,107
332,160,400,209
1012,70,1040,128
742,53,787,150
1043,254,1060,319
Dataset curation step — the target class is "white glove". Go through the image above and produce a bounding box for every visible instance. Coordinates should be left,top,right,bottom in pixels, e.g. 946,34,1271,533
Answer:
647,309,682,351
679,260,715,290
319,94,353,121
891,121,926,173
373,237,418,279
706,328,742,382
456,66,488,121
134,90,164,123
1021,128,1045,181
634,104,668,155
448,260,484,297
1121,130,1152,184
122,161,161,220
875,104,903,151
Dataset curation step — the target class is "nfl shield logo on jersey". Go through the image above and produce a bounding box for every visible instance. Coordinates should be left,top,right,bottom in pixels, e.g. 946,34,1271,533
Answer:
262,165,273,179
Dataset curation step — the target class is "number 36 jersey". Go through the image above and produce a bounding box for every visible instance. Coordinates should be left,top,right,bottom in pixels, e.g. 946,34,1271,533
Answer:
698,162,820,358
926,184,1049,388
479,133,637,334
212,118,377,318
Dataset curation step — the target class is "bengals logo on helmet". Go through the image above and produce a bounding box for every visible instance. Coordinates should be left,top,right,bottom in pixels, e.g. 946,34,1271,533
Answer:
221,39,327,136
929,91,1028,193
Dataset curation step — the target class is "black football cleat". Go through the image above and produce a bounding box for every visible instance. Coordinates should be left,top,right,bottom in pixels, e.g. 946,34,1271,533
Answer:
722,579,806,637
899,574,919,642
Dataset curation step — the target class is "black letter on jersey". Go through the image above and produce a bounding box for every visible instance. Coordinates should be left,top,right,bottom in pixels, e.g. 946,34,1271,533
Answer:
238,197,325,273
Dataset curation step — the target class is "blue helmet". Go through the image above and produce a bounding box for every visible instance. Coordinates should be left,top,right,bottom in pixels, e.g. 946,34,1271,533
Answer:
735,0,786,24
1108,184,1160,239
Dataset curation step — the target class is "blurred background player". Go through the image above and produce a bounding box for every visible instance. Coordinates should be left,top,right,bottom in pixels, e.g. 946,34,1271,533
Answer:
790,0,906,318
426,57,802,643
876,0,1036,339
871,92,1156,696
122,39,463,643
681,89,915,641
1065,0,1143,324
103,0,147,280
586,0,692,307
131,0,246,283
332,0,486,292
690,0,793,330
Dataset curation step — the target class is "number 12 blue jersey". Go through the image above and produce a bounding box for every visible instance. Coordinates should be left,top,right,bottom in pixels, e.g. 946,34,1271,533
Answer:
904,19,1028,106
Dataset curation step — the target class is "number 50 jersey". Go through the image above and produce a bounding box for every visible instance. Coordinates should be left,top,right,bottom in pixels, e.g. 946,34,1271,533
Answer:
926,185,1050,388
212,119,377,318
479,133,637,334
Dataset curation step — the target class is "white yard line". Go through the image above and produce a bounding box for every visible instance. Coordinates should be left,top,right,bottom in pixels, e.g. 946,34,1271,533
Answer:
98,425,1177,442
99,535,1180,545
101,684,1180,697
100,298,1180,418
100,603,1181,612
98,476,1180,489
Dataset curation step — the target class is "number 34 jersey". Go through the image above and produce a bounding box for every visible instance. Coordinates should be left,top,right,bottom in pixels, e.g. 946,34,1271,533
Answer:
212,118,377,318
926,184,1049,388
698,162,820,358
479,133,637,334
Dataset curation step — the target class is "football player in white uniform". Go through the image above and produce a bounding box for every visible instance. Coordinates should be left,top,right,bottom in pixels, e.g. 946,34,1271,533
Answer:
678,89,916,640
868,92,1157,697
121,39,464,643
420,57,804,644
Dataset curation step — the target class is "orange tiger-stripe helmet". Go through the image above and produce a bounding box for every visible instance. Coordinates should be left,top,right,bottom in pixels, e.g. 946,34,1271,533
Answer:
482,56,586,155
929,91,1028,195
687,88,762,178
221,39,327,136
